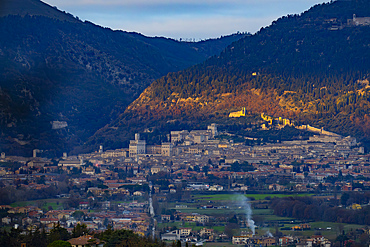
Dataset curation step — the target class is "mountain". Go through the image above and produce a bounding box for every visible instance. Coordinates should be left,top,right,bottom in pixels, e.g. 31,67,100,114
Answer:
0,0,245,156
92,0,370,150
0,0,79,22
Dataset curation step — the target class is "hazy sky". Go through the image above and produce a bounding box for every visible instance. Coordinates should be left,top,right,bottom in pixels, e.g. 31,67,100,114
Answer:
42,0,328,40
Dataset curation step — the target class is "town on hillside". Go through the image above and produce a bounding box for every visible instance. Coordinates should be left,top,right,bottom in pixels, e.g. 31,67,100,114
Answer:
1,119,370,247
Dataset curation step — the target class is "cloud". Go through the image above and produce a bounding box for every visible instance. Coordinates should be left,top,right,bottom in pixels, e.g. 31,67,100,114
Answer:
42,0,327,39
44,0,325,11
111,16,274,39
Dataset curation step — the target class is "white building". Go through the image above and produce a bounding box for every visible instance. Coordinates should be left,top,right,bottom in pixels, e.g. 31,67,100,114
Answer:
171,130,189,143
207,123,218,138
161,142,173,156
348,14,370,26
58,159,83,168
129,133,146,157
232,236,251,245
190,130,212,144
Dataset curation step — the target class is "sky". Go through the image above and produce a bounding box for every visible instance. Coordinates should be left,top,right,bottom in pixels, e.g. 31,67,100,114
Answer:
42,0,328,40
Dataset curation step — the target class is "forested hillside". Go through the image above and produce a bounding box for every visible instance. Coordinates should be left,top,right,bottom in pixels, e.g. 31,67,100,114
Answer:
0,0,244,156
96,0,370,150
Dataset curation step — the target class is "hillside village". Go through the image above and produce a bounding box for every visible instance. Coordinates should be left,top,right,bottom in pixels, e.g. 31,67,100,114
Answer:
1,116,370,246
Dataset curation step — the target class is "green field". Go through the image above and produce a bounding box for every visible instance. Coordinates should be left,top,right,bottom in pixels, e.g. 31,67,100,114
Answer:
173,208,243,216
204,242,234,247
162,192,367,242
193,193,314,201
276,221,367,241
10,198,66,211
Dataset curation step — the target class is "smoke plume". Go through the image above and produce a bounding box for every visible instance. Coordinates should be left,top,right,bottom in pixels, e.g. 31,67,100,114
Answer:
236,195,256,235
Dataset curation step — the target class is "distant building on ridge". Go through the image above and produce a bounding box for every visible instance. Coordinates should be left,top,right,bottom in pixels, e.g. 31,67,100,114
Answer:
229,107,246,118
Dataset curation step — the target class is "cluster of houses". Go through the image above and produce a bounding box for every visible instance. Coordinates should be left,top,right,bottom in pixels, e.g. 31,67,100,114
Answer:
232,235,331,247
1,122,370,245
0,203,151,237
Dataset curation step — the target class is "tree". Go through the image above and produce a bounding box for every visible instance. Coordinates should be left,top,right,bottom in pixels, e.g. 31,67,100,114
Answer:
335,234,348,247
87,237,98,247
97,228,161,247
338,170,343,180
26,227,48,247
37,175,46,184
49,223,71,242
225,222,240,239
47,240,72,247
341,193,350,206
67,196,80,208
103,218,110,227
72,223,88,238
203,165,209,174
72,211,85,221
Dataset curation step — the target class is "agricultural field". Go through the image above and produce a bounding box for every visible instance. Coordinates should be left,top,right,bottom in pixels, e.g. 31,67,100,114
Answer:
192,193,313,202
204,242,235,247
276,221,367,241
158,192,366,242
10,198,67,211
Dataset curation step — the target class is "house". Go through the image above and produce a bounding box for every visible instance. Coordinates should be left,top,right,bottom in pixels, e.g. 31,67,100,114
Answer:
8,207,29,214
199,228,214,240
79,202,89,210
68,235,102,247
161,228,192,241
292,225,302,231
161,215,171,222
232,235,251,245
81,221,99,230
22,217,33,226
209,185,224,191
2,216,11,224
292,223,311,231
58,211,73,220
261,237,276,246
195,215,209,223
269,184,286,191
82,167,95,175
301,224,311,230
151,166,164,174
343,184,352,191
133,191,143,196
58,160,83,168
306,236,331,247
279,236,293,246
0,205,12,210
179,228,192,237
40,218,59,225
161,231,179,241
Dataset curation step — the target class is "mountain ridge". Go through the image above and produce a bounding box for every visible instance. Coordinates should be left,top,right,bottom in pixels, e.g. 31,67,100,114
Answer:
0,0,245,156
0,0,80,22
88,0,370,151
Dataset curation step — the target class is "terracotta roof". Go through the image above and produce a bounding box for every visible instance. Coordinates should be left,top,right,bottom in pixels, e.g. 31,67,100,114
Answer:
68,235,101,245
